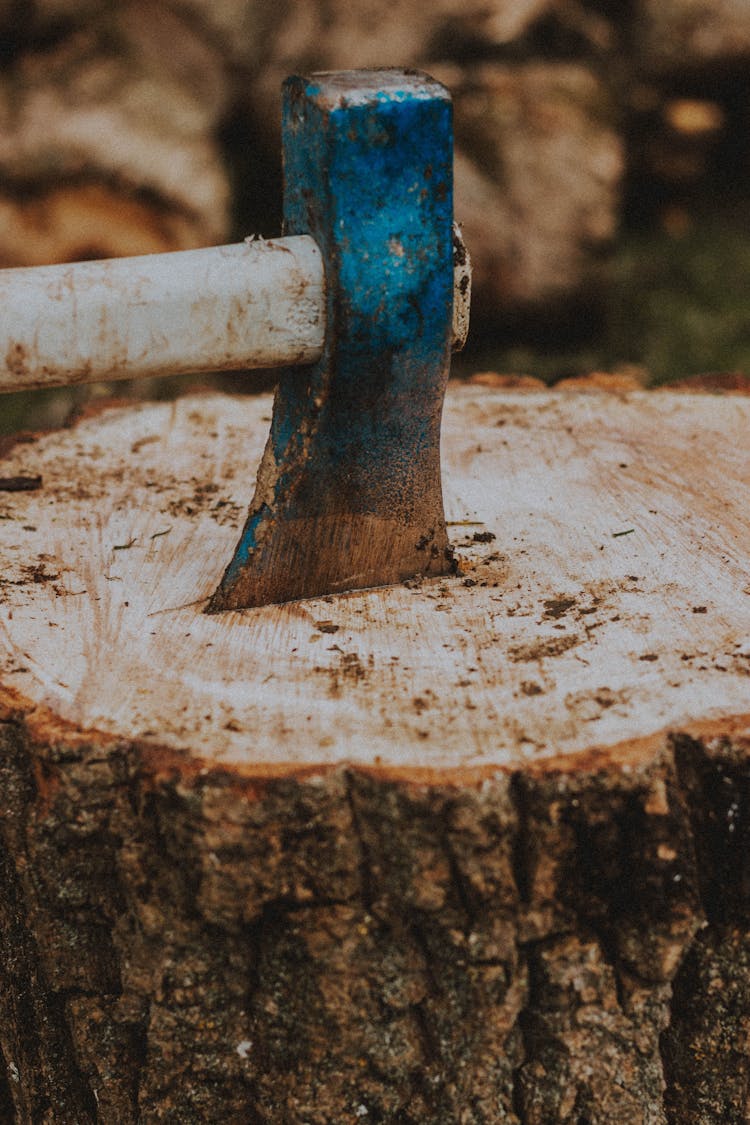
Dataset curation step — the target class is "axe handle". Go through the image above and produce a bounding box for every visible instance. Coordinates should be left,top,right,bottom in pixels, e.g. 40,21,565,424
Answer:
0,236,325,392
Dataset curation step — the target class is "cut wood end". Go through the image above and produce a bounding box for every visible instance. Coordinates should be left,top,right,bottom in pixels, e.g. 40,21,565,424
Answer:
1,384,750,783
0,183,214,269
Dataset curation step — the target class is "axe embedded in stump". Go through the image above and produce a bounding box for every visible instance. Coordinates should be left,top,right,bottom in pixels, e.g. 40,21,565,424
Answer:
0,69,470,610
211,71,457,610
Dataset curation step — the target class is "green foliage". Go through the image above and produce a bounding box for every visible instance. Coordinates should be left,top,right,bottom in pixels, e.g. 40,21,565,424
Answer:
460,206,750,386
0,388,74,436
606,208,750,384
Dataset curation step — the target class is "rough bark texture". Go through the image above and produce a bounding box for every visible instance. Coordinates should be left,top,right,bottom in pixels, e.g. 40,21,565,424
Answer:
4,713,750,1122
1,385,750,1121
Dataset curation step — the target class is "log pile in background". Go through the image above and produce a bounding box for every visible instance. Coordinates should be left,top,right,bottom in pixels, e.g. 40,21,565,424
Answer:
0,3,231,266
1,0,748,321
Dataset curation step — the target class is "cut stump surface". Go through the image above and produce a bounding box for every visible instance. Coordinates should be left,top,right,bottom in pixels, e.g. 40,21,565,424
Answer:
1,384,750,1123
2,384,750,774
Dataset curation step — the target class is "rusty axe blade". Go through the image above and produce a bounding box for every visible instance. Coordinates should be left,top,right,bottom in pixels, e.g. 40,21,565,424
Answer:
207,69,458,611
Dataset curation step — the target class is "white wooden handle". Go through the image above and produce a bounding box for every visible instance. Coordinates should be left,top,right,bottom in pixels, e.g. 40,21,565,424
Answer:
0,236,325,392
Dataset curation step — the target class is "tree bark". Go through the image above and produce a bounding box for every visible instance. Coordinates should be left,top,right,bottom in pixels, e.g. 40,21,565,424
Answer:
1,384,750,1122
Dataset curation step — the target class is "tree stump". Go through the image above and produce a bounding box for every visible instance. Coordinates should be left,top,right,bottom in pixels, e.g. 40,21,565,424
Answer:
1,383,750,1124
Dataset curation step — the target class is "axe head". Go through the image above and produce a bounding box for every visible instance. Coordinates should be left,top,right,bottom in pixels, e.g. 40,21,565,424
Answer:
207,69,455,612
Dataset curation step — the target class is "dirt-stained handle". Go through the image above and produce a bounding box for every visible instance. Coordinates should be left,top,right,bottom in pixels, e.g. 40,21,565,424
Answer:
0,236,325,392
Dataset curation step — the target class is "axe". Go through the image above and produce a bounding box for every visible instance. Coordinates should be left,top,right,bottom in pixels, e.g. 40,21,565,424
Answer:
0,69,471,610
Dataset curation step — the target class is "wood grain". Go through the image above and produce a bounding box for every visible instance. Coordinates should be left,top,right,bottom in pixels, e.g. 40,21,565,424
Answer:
1,383,749,776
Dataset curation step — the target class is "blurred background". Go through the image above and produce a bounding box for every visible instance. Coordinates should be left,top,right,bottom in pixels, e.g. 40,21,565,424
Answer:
1,0,750,432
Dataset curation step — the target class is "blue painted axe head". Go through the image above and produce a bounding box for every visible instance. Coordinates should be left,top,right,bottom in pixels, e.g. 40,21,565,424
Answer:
207,69,456,611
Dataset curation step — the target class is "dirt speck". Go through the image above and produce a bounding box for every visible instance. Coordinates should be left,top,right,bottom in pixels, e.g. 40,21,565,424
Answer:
543,596,577,620
340,652,365,680
130,435,160,454
0,475,42,492
510,634,580,663
565,686,630,721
